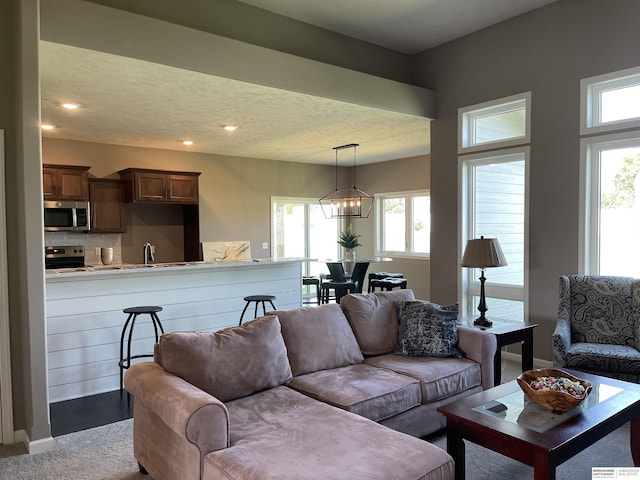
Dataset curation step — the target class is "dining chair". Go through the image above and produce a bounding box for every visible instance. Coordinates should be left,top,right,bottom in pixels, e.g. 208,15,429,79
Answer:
321,262,354,304
349,262,370,293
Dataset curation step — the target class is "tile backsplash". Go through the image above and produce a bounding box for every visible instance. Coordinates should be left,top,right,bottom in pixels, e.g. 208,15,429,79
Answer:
45,232,122,266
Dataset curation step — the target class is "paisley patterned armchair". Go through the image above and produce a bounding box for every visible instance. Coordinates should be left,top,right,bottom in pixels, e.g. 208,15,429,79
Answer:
552,275,640,383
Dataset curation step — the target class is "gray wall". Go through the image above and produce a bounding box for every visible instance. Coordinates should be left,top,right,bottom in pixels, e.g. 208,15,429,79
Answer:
85,0,412,84
415,0,640,362
3,0,52,443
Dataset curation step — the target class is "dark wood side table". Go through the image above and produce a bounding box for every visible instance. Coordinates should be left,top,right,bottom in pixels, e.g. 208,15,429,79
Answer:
459,317,538,386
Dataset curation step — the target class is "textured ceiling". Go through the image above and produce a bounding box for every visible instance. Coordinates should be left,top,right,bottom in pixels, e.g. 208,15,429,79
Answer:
39,0,556,166
40,41,430,166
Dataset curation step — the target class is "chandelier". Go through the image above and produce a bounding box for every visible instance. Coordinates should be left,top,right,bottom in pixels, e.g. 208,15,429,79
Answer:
319,143,373,218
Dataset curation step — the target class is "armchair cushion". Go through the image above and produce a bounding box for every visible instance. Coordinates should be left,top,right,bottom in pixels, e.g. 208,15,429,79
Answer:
564,275,640,348
565,342,640,380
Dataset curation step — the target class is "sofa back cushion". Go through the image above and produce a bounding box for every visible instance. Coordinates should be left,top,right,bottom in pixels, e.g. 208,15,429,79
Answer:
155,315,292,402
566,274,640,348
273,304,364,376
340,289,416,355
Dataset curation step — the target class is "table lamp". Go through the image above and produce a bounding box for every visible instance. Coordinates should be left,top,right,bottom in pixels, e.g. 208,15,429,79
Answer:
461,236,507,328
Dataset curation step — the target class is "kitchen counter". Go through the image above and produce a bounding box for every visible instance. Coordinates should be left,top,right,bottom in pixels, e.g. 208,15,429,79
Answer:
45,258,306,402
45,257,303,277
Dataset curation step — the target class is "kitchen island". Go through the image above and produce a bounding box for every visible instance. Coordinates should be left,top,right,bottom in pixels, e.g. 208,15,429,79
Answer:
45,258,304,402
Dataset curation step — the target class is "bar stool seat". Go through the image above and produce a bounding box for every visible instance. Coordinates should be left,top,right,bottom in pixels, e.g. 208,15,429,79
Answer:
240,295,276,325
368,272,405,292
119,306,164,396
302,277,321,305
369,277,408,292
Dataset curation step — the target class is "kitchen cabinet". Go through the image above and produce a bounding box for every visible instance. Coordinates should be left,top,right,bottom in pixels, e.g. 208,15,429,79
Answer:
43,164,90,200
118,168,200,204
89,179,126,233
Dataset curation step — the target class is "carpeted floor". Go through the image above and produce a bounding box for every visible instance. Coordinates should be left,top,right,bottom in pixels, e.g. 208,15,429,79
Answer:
0,416,634,479
0,419,148,480
0,358,634,479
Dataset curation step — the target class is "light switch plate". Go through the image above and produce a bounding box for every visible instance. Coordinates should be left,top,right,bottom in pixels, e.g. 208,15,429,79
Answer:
262,242,269,250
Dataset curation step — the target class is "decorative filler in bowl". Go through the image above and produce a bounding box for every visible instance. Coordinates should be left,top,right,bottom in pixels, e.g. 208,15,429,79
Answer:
516,368,592,413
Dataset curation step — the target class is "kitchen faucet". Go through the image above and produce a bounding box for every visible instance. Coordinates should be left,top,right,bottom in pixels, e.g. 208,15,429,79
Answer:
143,242,154,264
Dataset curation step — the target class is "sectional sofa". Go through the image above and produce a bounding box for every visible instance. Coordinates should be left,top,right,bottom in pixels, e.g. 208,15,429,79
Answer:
124,289,497,480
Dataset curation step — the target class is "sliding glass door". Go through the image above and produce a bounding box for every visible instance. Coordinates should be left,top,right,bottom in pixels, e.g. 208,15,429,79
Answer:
272,197,340,277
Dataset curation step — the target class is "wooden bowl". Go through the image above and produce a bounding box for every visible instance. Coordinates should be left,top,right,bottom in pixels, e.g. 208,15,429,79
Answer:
516,368,592,413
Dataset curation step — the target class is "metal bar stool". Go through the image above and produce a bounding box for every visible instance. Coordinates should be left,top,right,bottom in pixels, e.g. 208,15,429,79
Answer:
119,306,164,396
369,277,408,292
239,295,276,325
302,277,321,305
367,272,404,293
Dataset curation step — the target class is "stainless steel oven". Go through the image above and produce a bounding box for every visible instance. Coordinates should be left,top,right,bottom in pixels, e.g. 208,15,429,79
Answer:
44,245,86,269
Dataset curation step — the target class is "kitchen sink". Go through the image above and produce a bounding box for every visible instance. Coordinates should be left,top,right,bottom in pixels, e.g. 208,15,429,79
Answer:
90,265,124,271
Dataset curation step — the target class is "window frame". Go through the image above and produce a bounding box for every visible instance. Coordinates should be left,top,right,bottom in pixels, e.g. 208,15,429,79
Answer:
458,91,531,323
581,66,640,135
458,92,531,154
459,147,530,320
579,130,640,274
375,189,430,259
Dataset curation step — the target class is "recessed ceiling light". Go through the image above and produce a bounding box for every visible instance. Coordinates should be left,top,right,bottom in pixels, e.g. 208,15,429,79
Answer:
61,103,79,110
41,124,56,130
182,140,193,145
223,125,238,132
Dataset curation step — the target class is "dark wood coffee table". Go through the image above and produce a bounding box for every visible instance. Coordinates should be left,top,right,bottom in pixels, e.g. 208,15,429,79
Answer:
438,369,640,480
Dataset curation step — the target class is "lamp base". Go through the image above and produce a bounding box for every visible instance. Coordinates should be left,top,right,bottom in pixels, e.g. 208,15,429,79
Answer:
473,316,493,328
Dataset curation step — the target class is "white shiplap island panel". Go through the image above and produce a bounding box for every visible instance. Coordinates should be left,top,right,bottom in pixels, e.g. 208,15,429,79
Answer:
45,259,304,402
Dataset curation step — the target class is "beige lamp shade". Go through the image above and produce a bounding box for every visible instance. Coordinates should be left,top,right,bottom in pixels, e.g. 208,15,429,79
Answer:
461,236,507,269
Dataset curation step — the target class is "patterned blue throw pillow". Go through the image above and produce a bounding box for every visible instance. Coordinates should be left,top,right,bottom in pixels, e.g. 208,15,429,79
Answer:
395,301,462,358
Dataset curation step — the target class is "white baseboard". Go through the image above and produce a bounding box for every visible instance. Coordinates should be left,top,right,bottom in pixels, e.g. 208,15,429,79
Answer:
501,350,552,369
14,428,54,454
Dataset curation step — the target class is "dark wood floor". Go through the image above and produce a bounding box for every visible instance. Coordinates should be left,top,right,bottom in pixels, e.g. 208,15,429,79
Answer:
49,390,133,437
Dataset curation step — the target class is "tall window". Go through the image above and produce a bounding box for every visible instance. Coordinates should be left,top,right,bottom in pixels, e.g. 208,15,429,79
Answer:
582,136,640,276
459,93,530,322
581,68,640,277
271,197,339,277
376,191,430,257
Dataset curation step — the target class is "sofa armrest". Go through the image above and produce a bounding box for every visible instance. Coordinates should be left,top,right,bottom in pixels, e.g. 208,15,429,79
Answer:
457,325,497,390
124,362,230,454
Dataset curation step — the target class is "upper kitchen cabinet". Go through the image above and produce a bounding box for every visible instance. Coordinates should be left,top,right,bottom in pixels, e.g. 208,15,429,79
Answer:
43,164,90,201
89,178,126,233
118,168,201,204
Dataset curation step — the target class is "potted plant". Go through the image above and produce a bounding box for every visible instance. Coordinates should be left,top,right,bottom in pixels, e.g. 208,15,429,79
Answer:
338,225,362,268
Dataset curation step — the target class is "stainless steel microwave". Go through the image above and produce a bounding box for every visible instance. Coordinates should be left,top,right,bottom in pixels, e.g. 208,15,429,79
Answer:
44,200,91,232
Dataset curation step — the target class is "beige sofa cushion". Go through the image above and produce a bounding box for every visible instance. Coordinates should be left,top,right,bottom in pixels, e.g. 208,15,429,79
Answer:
156,315,292,402
210,386,454,480
288,363,421,422
340,289,416,355
364,354,482,403
273,304,364,376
